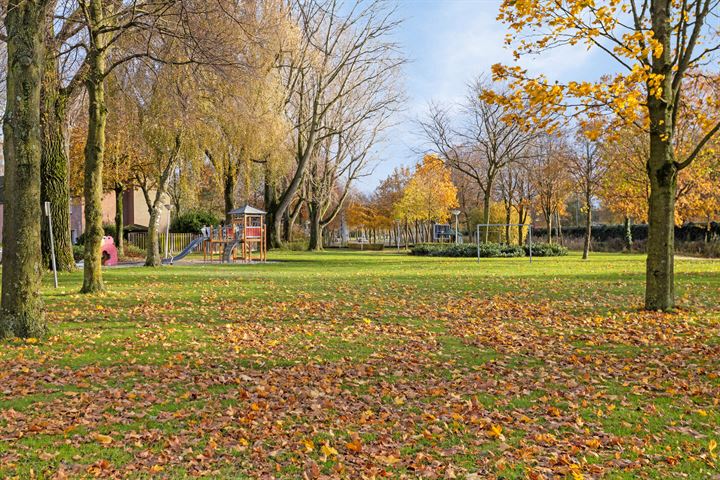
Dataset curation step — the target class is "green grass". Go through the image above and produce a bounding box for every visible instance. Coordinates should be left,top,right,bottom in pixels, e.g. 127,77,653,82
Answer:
1,250,719,478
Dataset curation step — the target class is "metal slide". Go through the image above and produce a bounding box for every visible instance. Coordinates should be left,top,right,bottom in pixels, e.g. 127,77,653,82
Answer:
222,239,242,263
162,236,207,265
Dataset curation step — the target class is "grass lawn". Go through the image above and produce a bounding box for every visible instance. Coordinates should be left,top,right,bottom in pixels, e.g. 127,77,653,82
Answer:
1,251,719,479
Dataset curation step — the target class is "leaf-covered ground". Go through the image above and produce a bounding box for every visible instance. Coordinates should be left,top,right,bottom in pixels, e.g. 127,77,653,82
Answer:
1,251,719,479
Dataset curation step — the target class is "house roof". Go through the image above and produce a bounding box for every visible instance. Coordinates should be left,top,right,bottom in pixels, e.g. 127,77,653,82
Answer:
228,205,266,215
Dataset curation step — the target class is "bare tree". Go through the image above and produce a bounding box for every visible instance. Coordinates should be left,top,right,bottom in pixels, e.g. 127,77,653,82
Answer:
567,131,606,259
268,0,404,247
418,78,535,242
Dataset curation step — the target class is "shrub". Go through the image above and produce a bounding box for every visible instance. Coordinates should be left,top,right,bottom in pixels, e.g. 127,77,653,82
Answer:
171,210,221,234
122,244,145,259
410,243,525,258
76,223,117,245
526,242,568,257
72,245,84,262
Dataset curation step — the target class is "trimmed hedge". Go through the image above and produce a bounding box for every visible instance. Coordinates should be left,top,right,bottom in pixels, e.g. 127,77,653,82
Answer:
535,222,720,243
410,242,568,258
411,243,523,258
526,242,568,257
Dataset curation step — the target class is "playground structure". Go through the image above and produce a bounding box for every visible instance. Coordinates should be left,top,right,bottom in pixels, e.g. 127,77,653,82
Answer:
433,224,462,243
100,236,119,266
201,205,267,263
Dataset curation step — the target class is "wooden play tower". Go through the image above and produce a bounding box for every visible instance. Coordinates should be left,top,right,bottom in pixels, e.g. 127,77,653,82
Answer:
203,205,267,263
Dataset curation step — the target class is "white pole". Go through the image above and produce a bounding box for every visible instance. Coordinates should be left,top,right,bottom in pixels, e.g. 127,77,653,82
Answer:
44,202,58,288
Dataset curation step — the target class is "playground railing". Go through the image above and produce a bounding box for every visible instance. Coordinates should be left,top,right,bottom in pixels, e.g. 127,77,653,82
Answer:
128,232,203,254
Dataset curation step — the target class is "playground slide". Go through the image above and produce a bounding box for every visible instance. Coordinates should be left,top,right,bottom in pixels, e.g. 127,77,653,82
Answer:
222,239,242,263
162,236,207,265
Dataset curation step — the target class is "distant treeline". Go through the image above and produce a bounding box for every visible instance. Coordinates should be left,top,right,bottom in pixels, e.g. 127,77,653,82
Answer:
534,222,720,243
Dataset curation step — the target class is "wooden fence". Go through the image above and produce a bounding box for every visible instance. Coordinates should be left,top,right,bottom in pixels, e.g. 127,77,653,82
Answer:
128,232,203,255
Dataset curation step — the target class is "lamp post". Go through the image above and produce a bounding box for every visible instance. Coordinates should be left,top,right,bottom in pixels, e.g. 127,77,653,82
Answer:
164,204,173,260
451,209,461,244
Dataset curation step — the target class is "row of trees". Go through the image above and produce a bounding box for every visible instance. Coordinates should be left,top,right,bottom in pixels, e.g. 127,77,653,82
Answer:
352,75,719,270
0,0,402,338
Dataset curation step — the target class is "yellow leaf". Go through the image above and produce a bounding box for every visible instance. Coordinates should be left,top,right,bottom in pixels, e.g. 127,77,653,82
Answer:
303,439,315,453
93,433,113,445
321,442,338,457
375,454,400,465
709,439,717,454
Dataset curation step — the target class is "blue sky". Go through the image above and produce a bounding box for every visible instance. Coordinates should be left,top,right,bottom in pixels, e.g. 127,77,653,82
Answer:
359,0,617,191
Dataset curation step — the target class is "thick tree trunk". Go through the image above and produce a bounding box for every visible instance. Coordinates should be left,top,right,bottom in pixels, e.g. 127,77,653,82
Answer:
224,173,235,223
114,185,124,257
40,41,74,272
645,141,677,310
582,196,591,260
644,0,677,311
308,202,322,251
1,0,49,338
81,22,107,293
145,207,162,267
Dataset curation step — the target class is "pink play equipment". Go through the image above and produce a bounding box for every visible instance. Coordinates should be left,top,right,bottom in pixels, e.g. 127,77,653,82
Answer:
101,236,119,266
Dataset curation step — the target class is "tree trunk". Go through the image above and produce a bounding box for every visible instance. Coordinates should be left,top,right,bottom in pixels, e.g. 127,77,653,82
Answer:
114,185,124,257
224,172,235,223
504,204,512,244
81,19,108,294
1,0,49,338
544,210,553,244
308,202,322,251
623,216,633,251
145,207,162,267
644,0,677,311
40,39,74,272
517,206,526,246
645,139,677,310
582,195,591,260
482,189,491,242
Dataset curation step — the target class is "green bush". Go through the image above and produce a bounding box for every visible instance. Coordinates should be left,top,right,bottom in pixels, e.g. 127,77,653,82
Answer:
410,243,524,258
171,210,221,234
525,242,568,257
72,245,84,262
76,223,117,245
122,244,145,259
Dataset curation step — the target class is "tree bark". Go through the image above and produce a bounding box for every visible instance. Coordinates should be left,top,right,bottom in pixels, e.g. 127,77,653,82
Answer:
224,172,235,224
114,185,124,257
40,37,74,272
1,0,49,338
308,201,322,251
504,204,512,244
145,207,162,267
644,0,677,311
645,138,677,310
81,4,108,294
623,216,633,251
582,195,591,260
482,188,491,242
